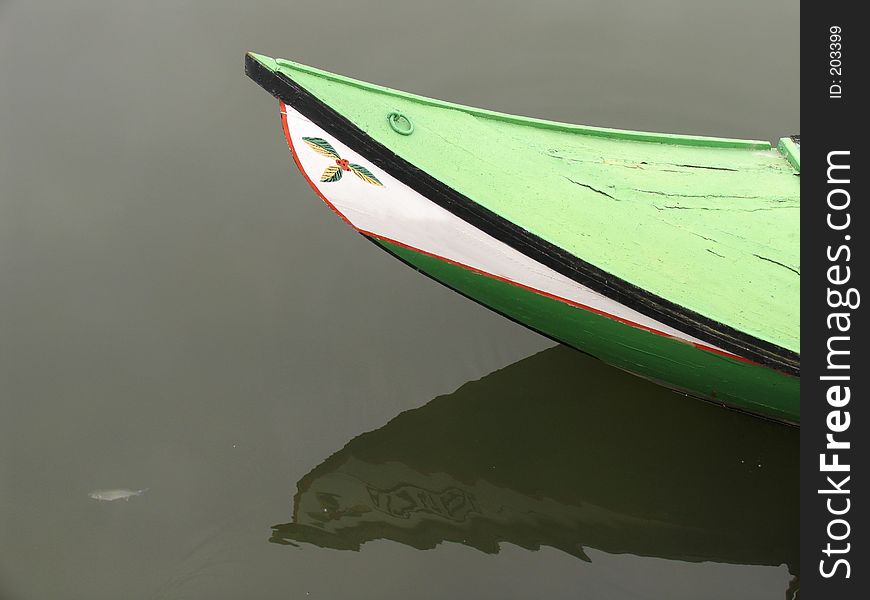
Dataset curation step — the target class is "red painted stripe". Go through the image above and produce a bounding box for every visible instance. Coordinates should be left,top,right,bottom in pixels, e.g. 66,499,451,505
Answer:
278,101,756,366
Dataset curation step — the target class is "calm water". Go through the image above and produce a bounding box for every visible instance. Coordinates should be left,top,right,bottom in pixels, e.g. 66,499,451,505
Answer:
1,1,798,598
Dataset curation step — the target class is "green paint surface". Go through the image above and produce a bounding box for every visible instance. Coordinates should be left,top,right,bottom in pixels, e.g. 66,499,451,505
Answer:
253,54,800,355
377,238,798,423
777,137,801,172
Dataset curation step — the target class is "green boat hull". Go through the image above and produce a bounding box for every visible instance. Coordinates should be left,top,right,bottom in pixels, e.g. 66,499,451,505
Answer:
375,238,798,423
245,53,800,423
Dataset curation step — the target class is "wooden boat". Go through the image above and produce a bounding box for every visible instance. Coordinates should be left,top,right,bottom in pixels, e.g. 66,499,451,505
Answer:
271,347,798,594
245,53,800,423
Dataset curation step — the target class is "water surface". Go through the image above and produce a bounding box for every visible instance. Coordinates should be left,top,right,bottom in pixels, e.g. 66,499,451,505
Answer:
1,1,798,598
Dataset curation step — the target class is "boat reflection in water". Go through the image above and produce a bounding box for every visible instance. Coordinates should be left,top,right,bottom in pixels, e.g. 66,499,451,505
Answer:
272,346,797,590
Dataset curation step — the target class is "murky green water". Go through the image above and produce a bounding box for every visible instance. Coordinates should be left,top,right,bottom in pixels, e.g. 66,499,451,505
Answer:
1,1,798,598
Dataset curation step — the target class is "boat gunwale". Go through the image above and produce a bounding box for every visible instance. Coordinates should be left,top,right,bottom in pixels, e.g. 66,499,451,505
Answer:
251,53,774,150
777,136,801,172
245,52,800,377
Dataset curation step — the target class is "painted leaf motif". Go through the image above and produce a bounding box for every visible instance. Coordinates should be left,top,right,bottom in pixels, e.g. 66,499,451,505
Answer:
320,165,343,183
349,164,383,186
302,137,341,159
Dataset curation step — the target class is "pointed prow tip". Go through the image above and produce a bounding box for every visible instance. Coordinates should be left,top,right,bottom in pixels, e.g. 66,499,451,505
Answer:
245,51,279,74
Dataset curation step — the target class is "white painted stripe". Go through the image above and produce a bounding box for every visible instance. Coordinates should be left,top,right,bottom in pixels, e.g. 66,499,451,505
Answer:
282,105,733,354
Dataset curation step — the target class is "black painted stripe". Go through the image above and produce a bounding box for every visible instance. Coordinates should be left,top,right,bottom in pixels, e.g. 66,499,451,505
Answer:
245,54,800,376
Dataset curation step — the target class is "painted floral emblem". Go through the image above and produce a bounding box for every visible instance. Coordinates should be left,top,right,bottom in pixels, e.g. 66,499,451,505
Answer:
301,137,383,186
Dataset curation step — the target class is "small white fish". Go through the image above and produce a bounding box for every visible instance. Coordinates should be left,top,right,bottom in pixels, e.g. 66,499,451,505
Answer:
88,488,148,502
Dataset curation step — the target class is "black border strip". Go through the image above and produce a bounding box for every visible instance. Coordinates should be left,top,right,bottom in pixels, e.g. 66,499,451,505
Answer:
246,54,800,376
